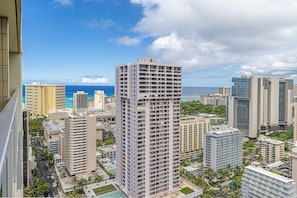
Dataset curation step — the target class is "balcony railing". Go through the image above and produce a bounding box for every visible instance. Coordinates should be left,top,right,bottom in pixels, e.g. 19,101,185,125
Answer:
0,89,22,197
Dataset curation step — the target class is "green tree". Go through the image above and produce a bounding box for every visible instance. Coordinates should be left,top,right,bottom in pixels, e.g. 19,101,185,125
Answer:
180,100,226,118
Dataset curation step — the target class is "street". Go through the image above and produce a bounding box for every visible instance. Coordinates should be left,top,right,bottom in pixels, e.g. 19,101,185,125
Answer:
35,138,59,197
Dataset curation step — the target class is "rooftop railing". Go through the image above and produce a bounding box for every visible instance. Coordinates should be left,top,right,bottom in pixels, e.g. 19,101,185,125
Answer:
0,89,22,197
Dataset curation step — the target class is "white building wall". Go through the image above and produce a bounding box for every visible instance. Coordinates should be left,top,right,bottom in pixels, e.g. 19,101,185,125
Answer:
94,90,105,110
242,163,296,198
115,58,181,198
203,128,242,172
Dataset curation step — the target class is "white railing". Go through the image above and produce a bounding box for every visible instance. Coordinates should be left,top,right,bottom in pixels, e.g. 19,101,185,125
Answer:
0,89,22,197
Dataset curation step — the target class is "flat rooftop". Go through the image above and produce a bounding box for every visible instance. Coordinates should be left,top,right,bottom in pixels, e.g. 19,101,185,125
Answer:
261,138,284,145
246,164,295,184
83,179,127,198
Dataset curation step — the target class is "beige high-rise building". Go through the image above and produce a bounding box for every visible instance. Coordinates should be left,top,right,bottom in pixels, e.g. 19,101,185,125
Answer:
228,76,294,138
0,1,23,197
94,90,105,110
180,116,210,161
116,58,182,198
289,147,297,191
218,86,230,96
64,113,96,176
259,138,284,164
73,91,88,112
25,83,65,116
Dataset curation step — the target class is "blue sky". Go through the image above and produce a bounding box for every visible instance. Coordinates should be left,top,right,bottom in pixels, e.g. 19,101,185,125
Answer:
23,0,297,86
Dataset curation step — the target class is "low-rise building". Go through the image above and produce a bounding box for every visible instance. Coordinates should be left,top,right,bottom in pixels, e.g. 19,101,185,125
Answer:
43,120,64,155
98,145,116,158
259,138,284,164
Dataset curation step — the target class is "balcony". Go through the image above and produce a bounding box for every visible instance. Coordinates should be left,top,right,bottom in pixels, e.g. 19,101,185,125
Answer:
0,89,22,197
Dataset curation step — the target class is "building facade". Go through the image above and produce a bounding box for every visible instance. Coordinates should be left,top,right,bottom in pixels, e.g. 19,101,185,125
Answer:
98,145,116,158
200,87,230,106
228,76,294,138
293,102,297,146
180,116,210,161
94,90,105,110
259,138,284,164
73,91,88,112
289,147,297,191
43,120,64,155
0,1,23,197
115,58,182,198
64,113,96,176
203,128,242,171
200,94,228,106
25,83,65,116
219,87,231,96
242,162,296,198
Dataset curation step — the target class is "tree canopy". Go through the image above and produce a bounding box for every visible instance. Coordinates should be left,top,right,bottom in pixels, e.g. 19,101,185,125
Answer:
180,100,226,118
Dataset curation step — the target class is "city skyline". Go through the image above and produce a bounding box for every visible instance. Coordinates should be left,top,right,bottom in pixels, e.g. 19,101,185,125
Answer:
23,0,297,87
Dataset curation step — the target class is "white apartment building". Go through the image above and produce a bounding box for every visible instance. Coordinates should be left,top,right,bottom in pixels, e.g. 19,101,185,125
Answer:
64,113,96,176
115,58,182,198
203,128,242,171
73,91,88,112
242,162,297,198
180,116,210,161
94,90,105,110
228,76,294,138
200,94,228,106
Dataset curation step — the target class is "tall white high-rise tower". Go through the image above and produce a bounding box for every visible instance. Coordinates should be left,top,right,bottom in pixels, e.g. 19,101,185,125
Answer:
115,58,182,198
94,90,105,110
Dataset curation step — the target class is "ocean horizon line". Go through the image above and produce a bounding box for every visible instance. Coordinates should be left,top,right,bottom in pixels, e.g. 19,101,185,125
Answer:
22,84,220,88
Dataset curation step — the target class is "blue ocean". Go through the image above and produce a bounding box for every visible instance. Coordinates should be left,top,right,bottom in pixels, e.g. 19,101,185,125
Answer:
22,85,218,108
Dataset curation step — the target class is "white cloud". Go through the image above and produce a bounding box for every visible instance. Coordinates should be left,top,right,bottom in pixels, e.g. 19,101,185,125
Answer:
238,51,297,79
82,75,109,84
130,0,297,79
52,0,73,6
115,36,141,46
82,19,115,29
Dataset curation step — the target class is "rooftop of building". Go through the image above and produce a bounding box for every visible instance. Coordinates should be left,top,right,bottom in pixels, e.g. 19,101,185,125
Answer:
43,120,64,131
207,127,241,136
118,57,182,68
246,163,295,184
180,115,209,123
83,179,127,198
98,145,116,152
261,138,284,145
266,161,285,169
74,91,87,94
